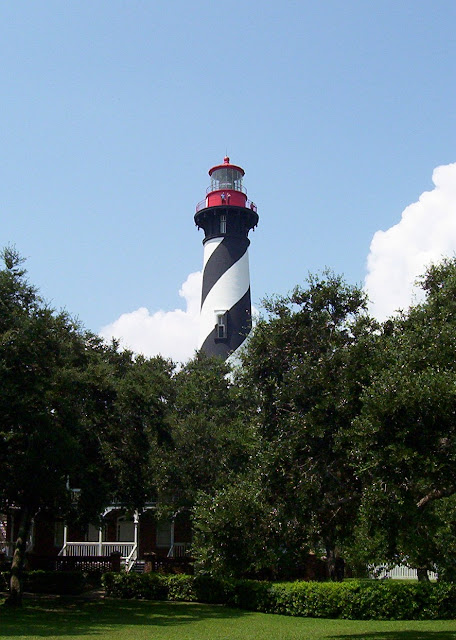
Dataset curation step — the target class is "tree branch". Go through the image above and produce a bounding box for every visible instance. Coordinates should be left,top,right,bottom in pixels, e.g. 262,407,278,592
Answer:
416,488,453,509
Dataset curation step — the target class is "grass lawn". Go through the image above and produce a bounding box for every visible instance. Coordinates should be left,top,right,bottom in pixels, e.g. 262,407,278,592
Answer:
1,597,456,640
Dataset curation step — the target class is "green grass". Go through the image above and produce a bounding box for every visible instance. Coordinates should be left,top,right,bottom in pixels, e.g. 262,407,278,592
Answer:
1,597,456,640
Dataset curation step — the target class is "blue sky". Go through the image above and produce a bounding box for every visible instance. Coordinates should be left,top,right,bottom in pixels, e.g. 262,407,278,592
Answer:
2,1,456,361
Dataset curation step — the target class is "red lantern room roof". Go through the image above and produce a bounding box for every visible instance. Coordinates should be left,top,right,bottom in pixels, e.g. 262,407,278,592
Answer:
208,156,245,177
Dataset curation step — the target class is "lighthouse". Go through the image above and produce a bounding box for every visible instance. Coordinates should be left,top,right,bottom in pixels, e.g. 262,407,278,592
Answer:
195,157,259,359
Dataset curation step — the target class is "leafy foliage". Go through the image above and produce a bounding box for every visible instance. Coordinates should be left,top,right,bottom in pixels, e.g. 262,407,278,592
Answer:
352,257,456,576
157,351,256,508
235,271,377,573
22,570,87,595
7,244,456,589
0,248,175,604
192,477,277,579
102,571,456,620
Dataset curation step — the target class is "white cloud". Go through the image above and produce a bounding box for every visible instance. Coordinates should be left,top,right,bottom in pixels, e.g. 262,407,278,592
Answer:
99,271,202,363
365,162,456,321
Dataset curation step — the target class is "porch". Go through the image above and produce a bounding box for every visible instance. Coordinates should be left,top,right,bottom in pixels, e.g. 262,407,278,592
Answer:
58,541,191,571
57,508,192,571
1,508,192,571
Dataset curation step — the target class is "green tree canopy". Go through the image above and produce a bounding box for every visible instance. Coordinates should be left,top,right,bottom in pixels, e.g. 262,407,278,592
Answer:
0,248,174,604
352,258,456,579
157,351,257,509
192,271,378,578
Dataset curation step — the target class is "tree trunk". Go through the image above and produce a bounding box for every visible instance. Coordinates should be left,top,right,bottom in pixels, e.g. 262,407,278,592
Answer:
325,542,345,582
4,506,32,607
417,568,430,582
326,545,336,580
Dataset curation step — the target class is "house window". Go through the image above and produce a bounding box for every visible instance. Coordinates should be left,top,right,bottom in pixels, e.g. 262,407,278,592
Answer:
86,524,101,542
156,521,172,547
54,521,64,547
216,313,227,339
220,215,226,234
117,518,135,542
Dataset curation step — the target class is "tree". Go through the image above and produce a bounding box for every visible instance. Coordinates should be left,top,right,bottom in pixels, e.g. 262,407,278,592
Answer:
352,258,456,579
192,476,278,578
0,249,92,604
88,346,175,510
0,249,174,605
234,271,377,578
156,351,256,508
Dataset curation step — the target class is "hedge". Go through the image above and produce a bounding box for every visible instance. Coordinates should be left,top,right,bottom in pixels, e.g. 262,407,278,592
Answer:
101,573,456,620
101,572,168,600
1,570,96,595
26,570,87,595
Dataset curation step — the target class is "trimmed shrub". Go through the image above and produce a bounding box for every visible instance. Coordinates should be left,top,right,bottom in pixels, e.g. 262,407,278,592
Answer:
102,572,168,600
166,575,197,601
101,572,456,620
268,581,355,618
24,570,86,595
192,575,234,604
230,579,273,611
267,580,456,620
103,572,232,604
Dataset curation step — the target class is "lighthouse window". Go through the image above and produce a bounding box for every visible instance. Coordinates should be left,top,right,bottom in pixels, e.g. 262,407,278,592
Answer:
216,313,227,339
211,168,244,192
220,215,226,234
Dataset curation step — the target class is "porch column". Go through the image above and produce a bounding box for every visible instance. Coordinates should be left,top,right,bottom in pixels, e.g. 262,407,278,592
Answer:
63,523,68,556
133,511,139,561
98,525,103,557
133,511,139,545
170,520,175,558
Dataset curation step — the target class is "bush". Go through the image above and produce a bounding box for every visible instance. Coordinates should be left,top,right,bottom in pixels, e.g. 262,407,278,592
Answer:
83,569,104,589
101,572,456,620
268,581,351,618
23,570,87,595
101,572,168,600
192,574,234,604
267,580,456,620
103,572,232,604
166,574,198,602
230,579,273,611
166,574,197,601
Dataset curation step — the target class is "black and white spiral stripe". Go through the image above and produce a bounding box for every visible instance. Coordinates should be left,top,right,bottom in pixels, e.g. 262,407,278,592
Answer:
199,234,252,359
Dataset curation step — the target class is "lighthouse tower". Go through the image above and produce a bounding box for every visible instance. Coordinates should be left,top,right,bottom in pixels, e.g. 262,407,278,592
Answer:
195,157,259,359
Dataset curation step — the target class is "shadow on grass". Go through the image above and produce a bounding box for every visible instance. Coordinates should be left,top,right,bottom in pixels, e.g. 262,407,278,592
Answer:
0,598,249,637
333,632,456,640
3,598,456,640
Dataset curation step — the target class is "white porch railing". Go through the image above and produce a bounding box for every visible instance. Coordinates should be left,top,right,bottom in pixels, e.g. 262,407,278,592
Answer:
100,543,136,559
125,545,138,572
372,564,438,580
59,542,136,560
59,542,96,557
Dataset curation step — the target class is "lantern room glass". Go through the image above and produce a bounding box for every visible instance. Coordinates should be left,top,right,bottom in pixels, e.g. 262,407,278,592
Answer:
210,167,243,192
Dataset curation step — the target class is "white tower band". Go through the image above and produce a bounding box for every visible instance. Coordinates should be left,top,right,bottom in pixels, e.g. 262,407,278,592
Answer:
195,157,259,359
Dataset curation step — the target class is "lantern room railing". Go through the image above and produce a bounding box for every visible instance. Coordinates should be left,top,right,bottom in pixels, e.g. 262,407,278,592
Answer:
196,198,257,213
